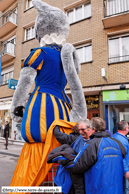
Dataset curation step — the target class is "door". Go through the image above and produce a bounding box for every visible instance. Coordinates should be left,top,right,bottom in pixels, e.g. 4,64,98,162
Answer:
119,112,129,123
87,109,100,120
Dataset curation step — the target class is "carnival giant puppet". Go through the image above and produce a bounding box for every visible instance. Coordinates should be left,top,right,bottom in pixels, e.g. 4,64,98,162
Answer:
10,0,87,188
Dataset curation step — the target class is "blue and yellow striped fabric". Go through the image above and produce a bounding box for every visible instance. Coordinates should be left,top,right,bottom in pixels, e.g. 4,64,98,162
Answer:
22,48,44,70
21,46,72,143
21,90,72,143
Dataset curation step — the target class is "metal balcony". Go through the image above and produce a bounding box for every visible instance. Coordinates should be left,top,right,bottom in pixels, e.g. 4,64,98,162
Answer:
0,10,17,37
2,41,15,63
102,0,129,28
0,0,17,12
0,71,13,86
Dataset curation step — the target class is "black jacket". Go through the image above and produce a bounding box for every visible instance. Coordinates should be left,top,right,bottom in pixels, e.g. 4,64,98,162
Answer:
47,144,85,194
4,124,9,138
47,144,76,164
53,125,80,145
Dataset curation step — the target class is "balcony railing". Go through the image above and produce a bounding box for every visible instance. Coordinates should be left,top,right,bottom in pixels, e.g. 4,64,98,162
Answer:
2,41,15,56
104,0,129,17
0,10,17,37
0,71,13,86
1,41,15,63
109,55,129,64
0,10,17,27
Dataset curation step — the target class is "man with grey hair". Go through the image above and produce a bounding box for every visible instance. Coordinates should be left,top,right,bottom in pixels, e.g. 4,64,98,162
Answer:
113,120,129,194
53,119,93,194
53,119,93,153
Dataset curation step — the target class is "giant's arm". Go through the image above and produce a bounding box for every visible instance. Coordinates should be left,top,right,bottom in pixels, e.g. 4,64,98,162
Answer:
10,67,37,122
61,43,87,123
53,125,79,145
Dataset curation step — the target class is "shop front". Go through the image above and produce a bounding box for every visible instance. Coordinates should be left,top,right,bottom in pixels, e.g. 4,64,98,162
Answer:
103,89,129,134
85,95,100,120
0,99,23,141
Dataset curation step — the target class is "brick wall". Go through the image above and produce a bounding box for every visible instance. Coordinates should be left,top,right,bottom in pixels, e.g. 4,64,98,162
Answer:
0,0,129,99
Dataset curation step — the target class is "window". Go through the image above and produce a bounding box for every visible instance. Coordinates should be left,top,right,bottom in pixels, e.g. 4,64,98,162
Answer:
109,35,129,63
26,0,33,10
107,0,129,16
76,44,92,63
1,71,13,85
67,3,91,24
24,26,35,41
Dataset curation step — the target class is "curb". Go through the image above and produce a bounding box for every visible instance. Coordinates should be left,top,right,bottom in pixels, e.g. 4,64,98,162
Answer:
0,151,20,158
0,137,24,145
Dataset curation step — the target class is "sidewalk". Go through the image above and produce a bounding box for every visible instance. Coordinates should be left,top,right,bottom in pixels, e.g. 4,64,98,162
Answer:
0,138,24,157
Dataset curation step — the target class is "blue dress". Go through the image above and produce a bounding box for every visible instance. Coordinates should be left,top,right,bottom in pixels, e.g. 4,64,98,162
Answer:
21,45,72,143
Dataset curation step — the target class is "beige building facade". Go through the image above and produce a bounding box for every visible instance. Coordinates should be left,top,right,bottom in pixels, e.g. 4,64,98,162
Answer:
0,0,129,139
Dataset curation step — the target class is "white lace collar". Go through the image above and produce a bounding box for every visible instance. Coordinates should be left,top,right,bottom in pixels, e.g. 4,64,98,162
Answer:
40,33,66,47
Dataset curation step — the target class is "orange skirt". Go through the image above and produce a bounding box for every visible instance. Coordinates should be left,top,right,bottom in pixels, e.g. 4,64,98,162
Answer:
10,119,76,194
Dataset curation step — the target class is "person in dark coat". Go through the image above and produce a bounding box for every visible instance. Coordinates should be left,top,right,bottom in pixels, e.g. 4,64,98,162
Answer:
4,121,9,146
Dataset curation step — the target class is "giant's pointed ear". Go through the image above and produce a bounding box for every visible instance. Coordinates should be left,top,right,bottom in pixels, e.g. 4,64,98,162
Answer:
32,0,49,12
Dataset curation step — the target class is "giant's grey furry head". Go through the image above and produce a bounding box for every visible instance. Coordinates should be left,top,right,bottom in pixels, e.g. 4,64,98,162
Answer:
32,0,69,43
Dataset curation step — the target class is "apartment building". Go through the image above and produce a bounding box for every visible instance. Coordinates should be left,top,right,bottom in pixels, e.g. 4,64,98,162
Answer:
0,0,129,140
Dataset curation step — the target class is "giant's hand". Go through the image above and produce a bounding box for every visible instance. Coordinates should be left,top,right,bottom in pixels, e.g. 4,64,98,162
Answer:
10,67,37,122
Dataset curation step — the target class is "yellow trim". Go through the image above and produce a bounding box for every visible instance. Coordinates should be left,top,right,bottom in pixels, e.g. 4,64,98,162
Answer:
104,155,118,157
28,49,41,66
25,89,39,142
21,57,27,68
36,60,43,70
50,95,59,120
40,93,46,142
59,99,67,121
64,102,70,116
103,147,117,151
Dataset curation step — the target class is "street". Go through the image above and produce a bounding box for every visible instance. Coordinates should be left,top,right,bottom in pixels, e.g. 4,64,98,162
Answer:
0,153,18,194
0,140,23,194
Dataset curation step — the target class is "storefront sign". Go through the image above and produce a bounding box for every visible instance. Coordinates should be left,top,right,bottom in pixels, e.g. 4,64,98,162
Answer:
8,79,18,90
103,90,129,101
85,96,99,109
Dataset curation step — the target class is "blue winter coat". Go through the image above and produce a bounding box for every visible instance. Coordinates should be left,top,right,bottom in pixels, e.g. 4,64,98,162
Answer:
65,132,126,194
113,132,129,173
49,132,126,194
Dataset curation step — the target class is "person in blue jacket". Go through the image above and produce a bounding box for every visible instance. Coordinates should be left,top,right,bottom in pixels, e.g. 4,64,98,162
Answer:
113,120,129,194
49,117,129,194
53,119,93,194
